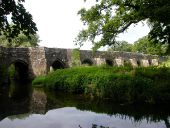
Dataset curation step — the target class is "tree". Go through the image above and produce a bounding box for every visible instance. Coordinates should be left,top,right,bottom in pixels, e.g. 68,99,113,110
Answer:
132,36,168,55
107,41,132,52
76,0,170,51
0,33,40,47
0,0,37,40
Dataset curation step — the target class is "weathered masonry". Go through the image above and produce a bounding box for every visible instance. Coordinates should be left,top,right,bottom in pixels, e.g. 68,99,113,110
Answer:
0,46,167,79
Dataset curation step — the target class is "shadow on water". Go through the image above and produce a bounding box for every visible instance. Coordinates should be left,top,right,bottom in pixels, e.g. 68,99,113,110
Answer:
0,85,170,128
45,91,170,128
0,80,31,121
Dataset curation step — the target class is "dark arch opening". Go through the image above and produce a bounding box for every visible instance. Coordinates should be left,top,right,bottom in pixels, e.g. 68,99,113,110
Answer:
148,59,152,65
8,60,29,82
82,59,93,66
137,60,141,66
106,59,113,66
51,60,65,70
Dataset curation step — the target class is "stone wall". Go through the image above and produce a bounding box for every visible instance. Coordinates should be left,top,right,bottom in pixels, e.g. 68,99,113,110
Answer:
29,47,47,77
0,46,8,84
79,50,167,67
0,46,168,80
44,48,69,71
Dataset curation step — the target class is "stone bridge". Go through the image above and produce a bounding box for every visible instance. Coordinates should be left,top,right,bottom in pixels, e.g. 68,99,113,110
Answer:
0,46,167,80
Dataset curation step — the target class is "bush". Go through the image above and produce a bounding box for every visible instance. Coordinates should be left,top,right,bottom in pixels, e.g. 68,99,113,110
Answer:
32,76,45,87
32,66,170,104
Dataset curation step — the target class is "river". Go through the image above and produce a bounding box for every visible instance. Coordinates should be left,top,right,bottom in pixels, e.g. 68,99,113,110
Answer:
0,82,170,128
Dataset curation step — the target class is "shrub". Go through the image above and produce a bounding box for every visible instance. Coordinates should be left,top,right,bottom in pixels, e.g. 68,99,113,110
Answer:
32,76,45,87
32,66,170,104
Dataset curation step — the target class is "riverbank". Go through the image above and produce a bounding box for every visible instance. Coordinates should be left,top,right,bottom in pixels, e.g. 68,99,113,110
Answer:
32,66,170,104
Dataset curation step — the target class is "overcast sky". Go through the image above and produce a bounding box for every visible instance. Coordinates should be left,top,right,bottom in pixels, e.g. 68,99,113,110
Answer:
24,0,150,50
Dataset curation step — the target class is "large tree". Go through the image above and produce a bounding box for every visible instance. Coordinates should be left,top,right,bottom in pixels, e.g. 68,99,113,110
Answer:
0,0,37,40
76,0,170,51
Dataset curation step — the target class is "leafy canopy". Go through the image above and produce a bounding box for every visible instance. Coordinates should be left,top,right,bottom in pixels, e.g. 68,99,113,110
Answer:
107,36,168,55
107,41,132,52
76,0,170,50
0,0,37,39
0,33,40,47
132,36,168,55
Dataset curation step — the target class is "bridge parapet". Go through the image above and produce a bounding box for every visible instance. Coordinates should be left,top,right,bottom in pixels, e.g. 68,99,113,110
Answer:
0,46,168,80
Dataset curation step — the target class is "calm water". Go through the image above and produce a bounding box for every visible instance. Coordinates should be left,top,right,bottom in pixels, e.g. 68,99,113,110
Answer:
0,82,170,128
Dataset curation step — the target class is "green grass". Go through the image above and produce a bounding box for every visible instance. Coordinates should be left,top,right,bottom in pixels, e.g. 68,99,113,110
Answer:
32,76,46,87
32,66,170,104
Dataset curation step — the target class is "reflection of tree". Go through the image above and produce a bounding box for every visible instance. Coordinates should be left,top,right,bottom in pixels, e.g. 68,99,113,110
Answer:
92,124,109,128
78,124,109,128
45,91,170,128
164,118,170,128
8,113,31,121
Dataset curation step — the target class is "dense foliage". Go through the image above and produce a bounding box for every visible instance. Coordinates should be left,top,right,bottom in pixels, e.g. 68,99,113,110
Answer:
108,36,169,55
0,33,40,47
108,41,133,52
76,0,170,50
33,66,170,104
0,0,37,40
132,36,168,55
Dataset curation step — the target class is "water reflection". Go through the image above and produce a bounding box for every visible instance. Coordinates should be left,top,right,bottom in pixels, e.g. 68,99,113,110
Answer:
0,83,170,128
0,107,168,128
30,89,47,114
0,81,31,121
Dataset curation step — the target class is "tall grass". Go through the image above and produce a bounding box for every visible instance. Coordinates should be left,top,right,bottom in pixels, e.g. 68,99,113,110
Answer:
32,66,170,104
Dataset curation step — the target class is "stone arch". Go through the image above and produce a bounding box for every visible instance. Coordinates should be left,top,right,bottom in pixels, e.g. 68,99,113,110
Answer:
105,59,113,66
8,59,29,81
82,58,93,66
51,59,65,70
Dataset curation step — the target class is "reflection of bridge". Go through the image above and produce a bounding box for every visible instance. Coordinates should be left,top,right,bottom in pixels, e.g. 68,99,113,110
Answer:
0,86,170,128
0,46,167,79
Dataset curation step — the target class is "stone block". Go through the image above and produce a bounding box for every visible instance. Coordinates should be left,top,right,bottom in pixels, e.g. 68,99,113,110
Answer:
129,58,138,67
115,58,124,66
151,59,159,66
94,58,106,66
141,59,150,67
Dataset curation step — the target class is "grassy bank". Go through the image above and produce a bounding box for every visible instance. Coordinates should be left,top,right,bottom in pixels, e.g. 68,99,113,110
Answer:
32,66,170,104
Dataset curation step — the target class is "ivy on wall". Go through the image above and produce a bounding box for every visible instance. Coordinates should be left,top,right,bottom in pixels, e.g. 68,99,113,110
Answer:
71,49,81,67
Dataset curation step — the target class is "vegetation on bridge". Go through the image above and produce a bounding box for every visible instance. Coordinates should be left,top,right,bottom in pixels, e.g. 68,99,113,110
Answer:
33,65,170,104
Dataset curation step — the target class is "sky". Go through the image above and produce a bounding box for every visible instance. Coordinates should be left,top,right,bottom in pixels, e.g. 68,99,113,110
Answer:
24,0,150,50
